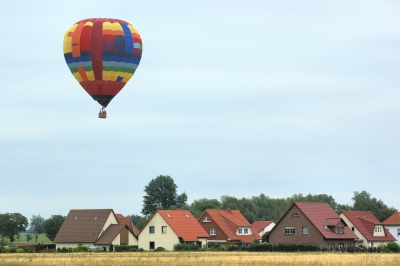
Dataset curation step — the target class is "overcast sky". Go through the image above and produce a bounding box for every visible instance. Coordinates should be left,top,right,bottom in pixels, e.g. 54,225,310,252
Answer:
0,1,399,220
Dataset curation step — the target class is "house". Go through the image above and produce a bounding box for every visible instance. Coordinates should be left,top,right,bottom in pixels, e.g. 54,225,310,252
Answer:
269,202,357,249
340,211,396,247
251,221,276,237
53,209,138,251
382,212,400,244
198,209,261,246
138,209,209,251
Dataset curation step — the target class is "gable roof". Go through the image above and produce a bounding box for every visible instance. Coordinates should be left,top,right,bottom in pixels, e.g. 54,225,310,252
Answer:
95,224,128,245
115,214,139,236
382,212,400,225
140,210,209,242
251,221,274,233
53,209,114,243
341,211,396,241
201,209,261,242
277,202,358,240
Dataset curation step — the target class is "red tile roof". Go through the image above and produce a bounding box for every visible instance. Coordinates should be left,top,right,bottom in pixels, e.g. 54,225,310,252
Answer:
294,202,358,240
157,210,209,241
341,211,396,241
251,221,274,233
202,209,261,243
115,214,139,236
382,212,400,225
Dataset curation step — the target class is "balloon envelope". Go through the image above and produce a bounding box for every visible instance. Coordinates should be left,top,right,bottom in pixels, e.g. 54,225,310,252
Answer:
63,18,142,107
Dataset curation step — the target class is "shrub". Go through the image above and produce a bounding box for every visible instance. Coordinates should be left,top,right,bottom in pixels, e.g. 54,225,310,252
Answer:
383,242,400,253
6,247,24,253
227,245,239,251
57,247,72,253
114,245,139,252
155,247,166,252
173,243,189,251
72,245,88,252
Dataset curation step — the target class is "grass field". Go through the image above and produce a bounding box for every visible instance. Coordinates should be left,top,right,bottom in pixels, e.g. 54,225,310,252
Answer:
10,234,52,245
0,252,399,265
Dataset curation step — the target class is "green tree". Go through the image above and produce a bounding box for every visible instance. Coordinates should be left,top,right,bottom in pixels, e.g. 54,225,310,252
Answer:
29,214,45,234
251,194,271,221
220,195,258,223
352,191,397,221
142,175,188,215
25,232,33,244
189,198,221,218
0,213,28,243
129,214,150,231
42,215,65,241
34,233,39,244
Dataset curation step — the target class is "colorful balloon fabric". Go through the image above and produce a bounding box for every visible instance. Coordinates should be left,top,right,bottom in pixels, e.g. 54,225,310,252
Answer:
63,18,142,107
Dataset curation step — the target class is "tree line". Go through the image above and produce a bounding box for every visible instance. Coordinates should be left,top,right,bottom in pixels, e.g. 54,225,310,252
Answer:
131,175,398,230
1,175,397,244
0,214,65,245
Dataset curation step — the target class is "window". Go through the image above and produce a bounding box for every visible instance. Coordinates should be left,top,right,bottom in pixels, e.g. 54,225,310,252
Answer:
338,243,344,250
162,226,167,234
238,228,242,234
243,228,249,234
94,216,98,221
149,226,155,234
237,227,251,235
203,217,210,222
74,216,78,221
327,243,334,250
374,226,382,233
149,241,155,250
352,227,354,231
284,227,295,234
336,227,339,234
340,227,344,234
302,227,308,235
398,228,400,236
210,228,216,235
185,214,190,219
292,212,299,217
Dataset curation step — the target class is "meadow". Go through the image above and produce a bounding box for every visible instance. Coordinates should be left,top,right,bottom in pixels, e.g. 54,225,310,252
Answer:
0,252,400,266
10,234,51,246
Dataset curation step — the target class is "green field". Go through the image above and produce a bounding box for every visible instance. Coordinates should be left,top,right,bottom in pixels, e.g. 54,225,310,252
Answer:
9,234,52,245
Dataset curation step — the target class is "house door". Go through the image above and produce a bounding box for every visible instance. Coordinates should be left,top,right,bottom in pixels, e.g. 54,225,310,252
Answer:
149,241,155,250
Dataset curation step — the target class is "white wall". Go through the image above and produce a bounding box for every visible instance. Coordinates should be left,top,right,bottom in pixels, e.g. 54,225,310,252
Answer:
384,225,400,244
138,212,179,251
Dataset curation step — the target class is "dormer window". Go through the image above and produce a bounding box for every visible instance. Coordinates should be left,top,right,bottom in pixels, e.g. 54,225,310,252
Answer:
292,212,299,217
374,226,382,233
237,227,251,235
203,217,210,222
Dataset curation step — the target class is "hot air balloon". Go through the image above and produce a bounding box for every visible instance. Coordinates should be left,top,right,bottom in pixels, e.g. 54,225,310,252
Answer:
63,18,142,118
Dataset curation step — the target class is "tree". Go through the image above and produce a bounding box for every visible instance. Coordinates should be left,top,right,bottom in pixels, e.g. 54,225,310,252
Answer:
142,175,188,215
25,232,33,244
220,195,258,223
129,214,151,231
0,213,28,243
29,214,45,234
189,198,222,218
34,233,39,244
42,215,65,241
351,191,397,221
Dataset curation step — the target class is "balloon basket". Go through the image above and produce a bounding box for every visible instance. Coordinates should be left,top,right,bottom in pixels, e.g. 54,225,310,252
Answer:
98,108,107,119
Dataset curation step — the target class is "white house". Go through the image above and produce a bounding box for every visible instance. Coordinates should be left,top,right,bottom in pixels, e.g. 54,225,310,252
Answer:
382,212,400,244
